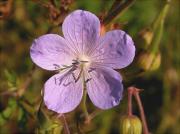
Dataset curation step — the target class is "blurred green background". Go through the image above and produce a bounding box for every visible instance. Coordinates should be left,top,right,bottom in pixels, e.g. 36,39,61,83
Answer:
0,0,179,134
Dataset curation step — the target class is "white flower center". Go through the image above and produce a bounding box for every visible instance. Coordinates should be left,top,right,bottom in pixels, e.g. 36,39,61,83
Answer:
78,55,91,69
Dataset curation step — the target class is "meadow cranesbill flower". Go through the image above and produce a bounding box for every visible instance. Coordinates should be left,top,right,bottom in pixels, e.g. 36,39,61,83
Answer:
30,10,135,113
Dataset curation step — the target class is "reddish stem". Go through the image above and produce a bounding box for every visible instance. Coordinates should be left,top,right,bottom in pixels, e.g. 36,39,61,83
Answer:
127,88,133,116
133,88,149,134
59,114,71,134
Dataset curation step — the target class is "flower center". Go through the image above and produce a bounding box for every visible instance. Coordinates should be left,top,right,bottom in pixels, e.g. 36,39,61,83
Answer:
78,55,91,69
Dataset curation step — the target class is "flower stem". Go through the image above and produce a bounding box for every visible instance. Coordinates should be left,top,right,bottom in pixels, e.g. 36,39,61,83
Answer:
133,88,149,134
127,87,133,116
82,89,89,123
82,69,89,124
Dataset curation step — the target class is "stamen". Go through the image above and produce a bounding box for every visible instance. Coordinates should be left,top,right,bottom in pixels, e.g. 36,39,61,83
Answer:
85,78,92,83
53,64,60,69
80,60,89,63
72,59,79,64
63,81,72,86
54,77,63,85
72,68,83,83
56,58,91,85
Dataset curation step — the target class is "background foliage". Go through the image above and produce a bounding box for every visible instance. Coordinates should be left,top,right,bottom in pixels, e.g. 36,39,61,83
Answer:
0,0,179,134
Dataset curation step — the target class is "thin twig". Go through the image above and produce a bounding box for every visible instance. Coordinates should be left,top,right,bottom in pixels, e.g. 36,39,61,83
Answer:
133,87,149,134
0,90,17,97
59,114,71,134
84,109,102,124
102,0,135,25
127,87,133,116
108,0,124,13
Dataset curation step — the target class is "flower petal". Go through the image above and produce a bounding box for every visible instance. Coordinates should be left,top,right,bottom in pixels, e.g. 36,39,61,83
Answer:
92,30,135,69
44,70,83,113
86,68,123,109
62,10,100,55
30,34,73,70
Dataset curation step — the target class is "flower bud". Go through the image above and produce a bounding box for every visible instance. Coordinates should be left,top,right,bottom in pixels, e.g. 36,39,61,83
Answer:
137,28,154,50
137,51,161,71
120,115,142,134
141,29,153,45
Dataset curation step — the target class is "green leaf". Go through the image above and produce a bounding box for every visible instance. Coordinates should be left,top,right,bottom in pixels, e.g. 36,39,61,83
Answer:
4,69,17,91
37,102,63,133
0,98,17,125
18,100,35,116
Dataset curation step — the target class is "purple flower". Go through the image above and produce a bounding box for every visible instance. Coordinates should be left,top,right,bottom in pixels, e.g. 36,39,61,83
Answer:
30,10,135,113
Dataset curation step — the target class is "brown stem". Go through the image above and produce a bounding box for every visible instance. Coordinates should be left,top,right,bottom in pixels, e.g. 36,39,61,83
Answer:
84,109,102,124
60,114,71,134
127,87,133,116
133,88,149,134
108,0,124,12
102,0,135,25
